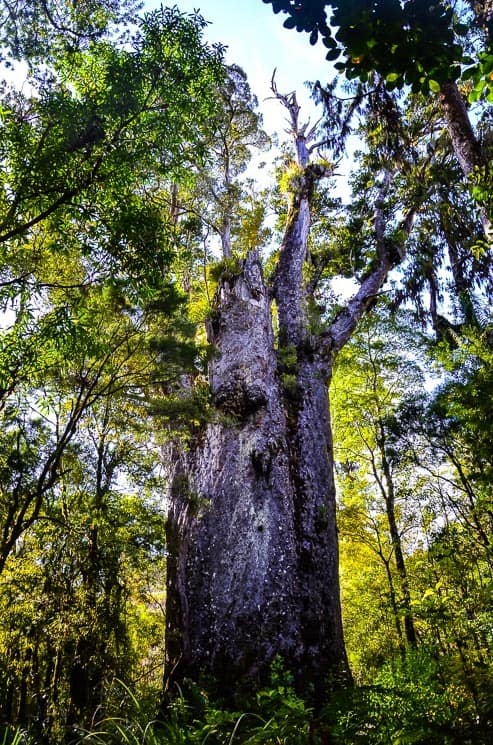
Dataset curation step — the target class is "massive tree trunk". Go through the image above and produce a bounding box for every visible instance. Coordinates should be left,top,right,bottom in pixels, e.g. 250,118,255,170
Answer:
163,91,414,705
165,250,305,697
164,250,350,702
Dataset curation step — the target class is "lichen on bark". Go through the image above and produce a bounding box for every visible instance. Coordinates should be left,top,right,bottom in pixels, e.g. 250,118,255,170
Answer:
164,251,303,699
163,86,414,707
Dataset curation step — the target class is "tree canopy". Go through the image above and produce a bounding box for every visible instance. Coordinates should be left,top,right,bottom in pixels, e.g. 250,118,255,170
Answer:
0,1,491,743
262,0,481,92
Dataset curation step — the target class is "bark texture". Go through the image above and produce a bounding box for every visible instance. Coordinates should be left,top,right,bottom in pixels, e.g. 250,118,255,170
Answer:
164,250,351,703
439,81,491,241
439,82,482,178
165,252,304,698
164,91,415,705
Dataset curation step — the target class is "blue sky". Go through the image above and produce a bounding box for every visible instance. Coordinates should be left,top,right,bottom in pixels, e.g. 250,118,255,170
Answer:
144,0,329,136
142,2,356,204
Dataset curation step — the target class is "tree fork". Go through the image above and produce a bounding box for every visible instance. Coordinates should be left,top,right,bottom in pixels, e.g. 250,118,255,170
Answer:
164,251,303,700
163,89,417,706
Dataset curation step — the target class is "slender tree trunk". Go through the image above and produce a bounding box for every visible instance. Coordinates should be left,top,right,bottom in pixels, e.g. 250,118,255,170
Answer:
1,646,17,722
220,214,232,258
377,422,417,647
381,554,406,657
16,646,32,725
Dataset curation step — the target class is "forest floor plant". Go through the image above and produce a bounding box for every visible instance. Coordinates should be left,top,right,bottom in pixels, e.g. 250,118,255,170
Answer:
63,651,492,745
0,728,25,745
0,656,438,744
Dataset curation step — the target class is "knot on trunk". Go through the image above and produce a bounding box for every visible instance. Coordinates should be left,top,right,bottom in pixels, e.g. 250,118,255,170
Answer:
250,437,281,479
213,375,268,417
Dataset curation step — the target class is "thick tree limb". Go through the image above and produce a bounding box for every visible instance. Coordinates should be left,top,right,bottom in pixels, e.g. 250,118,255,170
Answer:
439,81,491,241
439,82,482,177
270,74,334,346
322,183,415,357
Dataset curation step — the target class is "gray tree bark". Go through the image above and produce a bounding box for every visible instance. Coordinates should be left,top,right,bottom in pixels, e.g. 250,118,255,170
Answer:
438,81,492,241
163,90,415,705
165,250,305,698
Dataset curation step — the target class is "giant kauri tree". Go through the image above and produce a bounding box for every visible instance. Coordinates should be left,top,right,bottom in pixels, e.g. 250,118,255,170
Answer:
163,77,420,703
163,0,493,706
1,0,492,733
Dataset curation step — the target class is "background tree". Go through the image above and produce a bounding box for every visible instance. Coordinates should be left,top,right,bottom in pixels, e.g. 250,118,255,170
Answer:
0,1,224,736
262,0,493,239
0,389,168,741
192,64,270,259
332,311,426,654
0,2,223,565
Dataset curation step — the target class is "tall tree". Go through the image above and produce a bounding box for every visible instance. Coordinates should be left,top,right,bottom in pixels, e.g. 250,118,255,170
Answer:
262,0,493,240
163,76,419,706
195,64,270,259
0,3,224,570
0,390,168,740
332,313,426,652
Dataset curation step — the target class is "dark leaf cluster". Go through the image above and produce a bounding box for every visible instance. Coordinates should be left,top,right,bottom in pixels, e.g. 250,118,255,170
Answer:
263,0,468,92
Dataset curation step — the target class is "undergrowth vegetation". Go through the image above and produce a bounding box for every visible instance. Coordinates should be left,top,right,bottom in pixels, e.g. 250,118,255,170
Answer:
3,651,490,745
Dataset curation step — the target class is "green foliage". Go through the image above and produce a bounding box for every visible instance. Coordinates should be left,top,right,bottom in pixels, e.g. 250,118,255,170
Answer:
0,1,140,64
277,343,302,400
0,390,168,739
0,0,225,569
208,257,244,283
73,662,313,744
263,0,467,93
234,186,273,255
469,163,493,224
333,309,493,740
326,650,459,744
53,649,492,744
464,51,493,104
278,161,305,195
173,64,270,263
0,6,223,253
277,343,298,372
0,727,24,745
148,388,213,433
